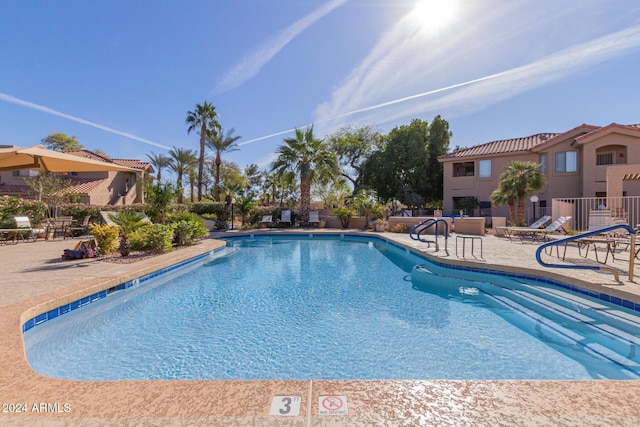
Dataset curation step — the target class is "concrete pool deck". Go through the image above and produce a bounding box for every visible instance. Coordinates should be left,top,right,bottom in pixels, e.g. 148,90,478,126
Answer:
2,230,640,426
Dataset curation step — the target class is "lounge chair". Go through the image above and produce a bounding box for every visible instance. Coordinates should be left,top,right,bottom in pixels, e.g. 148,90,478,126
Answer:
588,209,611,231
12,216,44,243
279,210,291,225
500,215,552,242
309,210,320,226
258,215,272,228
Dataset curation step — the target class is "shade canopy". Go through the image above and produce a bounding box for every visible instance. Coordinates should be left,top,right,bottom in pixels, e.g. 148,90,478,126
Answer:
0,145,137,173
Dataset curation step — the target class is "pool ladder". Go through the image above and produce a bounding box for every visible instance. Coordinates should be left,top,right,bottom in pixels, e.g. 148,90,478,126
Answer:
535,223,637,282
409,218,449,251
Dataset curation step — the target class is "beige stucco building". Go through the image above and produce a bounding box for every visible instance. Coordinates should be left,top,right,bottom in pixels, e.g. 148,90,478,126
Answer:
438,123,640,220
0,150,153,206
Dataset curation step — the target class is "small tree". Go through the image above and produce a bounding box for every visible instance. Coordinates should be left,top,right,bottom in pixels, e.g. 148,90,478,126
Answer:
41,132,83,152
109,211,149,256
24,173,79,213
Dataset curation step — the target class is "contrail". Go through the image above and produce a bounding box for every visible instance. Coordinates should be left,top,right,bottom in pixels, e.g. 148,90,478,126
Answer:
237,72,505,146
0,93,171,150
238,127,309,146
216,0,350,92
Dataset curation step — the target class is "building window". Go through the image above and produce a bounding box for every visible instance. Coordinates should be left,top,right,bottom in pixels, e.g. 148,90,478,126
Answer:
555,151,577,173
478,159,491,178
596,153,614,165
479,201,491,217
539,153,547,173
453,162,474,177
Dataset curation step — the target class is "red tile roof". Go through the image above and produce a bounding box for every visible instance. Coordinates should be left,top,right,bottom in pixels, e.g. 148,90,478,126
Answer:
67,177,109,195
438,133,558,160
65,150,153,172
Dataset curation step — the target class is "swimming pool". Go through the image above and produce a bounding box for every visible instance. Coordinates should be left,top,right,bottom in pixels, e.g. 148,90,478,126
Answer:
23,234,640,380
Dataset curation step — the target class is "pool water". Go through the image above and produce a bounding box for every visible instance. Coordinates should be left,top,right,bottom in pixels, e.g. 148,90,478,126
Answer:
24,235,640,380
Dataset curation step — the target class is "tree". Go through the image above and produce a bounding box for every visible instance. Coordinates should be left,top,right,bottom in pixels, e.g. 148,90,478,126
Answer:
205,127,240,202
146,151,172,182
362,117,450,207
41,132,83,152
144,181,177,224
186,101,220,201
244,163,263,199
328,125,383,196
24,173,79,208
491,161,546,226
271,126,338,224
168,146,197,204
109,211,148,256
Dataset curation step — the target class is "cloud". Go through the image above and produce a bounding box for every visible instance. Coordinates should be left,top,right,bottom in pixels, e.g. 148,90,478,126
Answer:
215,0,349,93
0,93,171,150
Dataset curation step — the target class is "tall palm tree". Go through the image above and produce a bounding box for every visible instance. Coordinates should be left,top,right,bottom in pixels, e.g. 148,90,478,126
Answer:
205,127,241,202
146,151,171,183
168,146,197,204
186,101,220,201
492,161,546,226
271,126,338,225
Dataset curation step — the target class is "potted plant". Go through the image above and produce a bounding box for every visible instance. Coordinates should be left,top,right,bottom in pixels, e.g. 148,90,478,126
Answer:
333,207,353,229
373,218,387,232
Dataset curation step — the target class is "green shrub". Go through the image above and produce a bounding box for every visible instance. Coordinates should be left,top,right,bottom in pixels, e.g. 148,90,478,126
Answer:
333,207,354,228
169,212,208,246
189,202,224,217
144,224,175,254
0,196,48,224
89,224,119,254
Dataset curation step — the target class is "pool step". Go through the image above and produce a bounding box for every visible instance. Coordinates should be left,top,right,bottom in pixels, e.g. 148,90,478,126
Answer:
486,287,640,377
486,293,640,379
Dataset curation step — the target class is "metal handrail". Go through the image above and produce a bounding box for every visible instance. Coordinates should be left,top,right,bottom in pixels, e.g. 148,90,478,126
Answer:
409,218,449,251
535,224,637,282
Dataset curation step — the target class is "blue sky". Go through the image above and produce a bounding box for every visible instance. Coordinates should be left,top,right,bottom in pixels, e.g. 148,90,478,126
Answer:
2,0,640,174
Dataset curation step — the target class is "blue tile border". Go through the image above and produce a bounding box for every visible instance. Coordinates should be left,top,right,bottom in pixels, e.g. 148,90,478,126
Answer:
22,248,224,333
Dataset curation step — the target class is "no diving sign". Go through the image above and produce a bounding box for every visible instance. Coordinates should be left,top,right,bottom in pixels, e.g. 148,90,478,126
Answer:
319,395,348,416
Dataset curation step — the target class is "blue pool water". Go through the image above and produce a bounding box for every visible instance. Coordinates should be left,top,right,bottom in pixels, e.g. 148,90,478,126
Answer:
24,235,640,380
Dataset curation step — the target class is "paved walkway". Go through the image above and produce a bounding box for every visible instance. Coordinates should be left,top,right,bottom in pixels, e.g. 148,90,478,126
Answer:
2,230,640,426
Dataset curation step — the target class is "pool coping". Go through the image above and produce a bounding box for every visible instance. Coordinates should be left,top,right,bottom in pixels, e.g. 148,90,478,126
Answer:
3,233,640,425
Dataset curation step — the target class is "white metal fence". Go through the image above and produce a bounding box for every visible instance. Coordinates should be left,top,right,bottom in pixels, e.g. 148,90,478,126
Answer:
551,196,640,231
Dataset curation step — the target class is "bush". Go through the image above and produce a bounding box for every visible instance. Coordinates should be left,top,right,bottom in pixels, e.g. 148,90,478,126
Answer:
0,196,48,225
89,224,119,254
57,203,102,224
189,202,224,217
390,223,410,233
145,224,175,254
168,212,208,246
333,207,354,229
130,224,175,254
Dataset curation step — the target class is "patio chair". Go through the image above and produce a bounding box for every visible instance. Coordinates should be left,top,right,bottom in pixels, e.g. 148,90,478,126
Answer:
588,209,612,231
309,210,320,226
258,215,272,228
67,214,92,237
51,216,73,240
501,215,552,242
279,210,291,225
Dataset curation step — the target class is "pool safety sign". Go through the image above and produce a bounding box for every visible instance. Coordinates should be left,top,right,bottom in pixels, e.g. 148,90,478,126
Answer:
319,395,348,415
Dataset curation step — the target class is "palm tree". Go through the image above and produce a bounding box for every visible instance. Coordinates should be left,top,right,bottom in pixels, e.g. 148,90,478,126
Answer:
168,146,197,204
271,126,338,225
492,161,546,226
146,151,171,183
490,187,517,226
108,211,148,256
186,101,221,201
205,127,241,202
